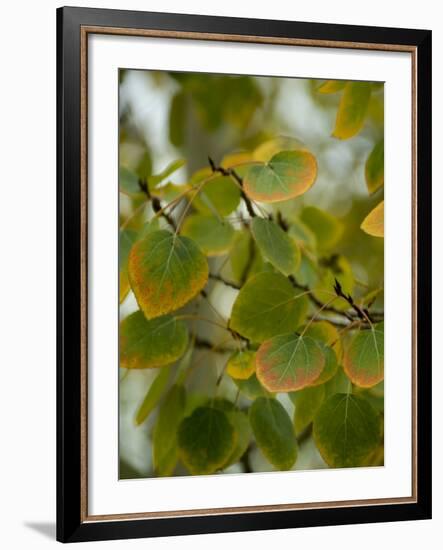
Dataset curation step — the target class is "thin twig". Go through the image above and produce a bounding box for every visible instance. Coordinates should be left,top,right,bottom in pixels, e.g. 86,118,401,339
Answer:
208,156,257,218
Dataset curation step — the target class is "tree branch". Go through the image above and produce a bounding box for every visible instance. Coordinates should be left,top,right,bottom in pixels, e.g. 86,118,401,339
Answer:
209,273,241,290
208,156,256,218
138,178,177,230
333,278,370,322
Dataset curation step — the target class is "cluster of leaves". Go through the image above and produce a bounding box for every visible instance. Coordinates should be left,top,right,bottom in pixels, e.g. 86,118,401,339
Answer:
119,77,384,477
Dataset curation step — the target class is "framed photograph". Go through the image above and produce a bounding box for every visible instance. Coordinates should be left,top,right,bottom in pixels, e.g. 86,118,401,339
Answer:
57,6,432,543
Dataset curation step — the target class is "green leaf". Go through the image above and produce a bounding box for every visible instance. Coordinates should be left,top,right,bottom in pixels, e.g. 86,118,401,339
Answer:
290,385,326,435
251,218,300,276
333,81,372,139
178,406,237,475
305,321,342,358
230,272,309,342
317,80,346,94
288,218,317,250
120,311,188,369
153,385,186,476
324,368,351,397
365,140,384,194
234,373,272,400
226,350,256,380
119,229,138,303
361,200,384,237
135,366,171,425
224,410,252,467
136,150,152,180
229,230,253,284
244,150,317,203
149,159,186,188
128,230,208,318
256,333,325,392
119,166,142,196
343,323,384,387
249,397,297,470
181,215,235,256
300,206,343,250
169,92,186,147
313,393,381,467
193,175,241,216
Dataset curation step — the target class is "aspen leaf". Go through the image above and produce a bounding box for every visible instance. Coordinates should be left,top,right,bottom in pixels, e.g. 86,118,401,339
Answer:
229,230,253,284
135,366,171,426
300,206,343,250
136,150,152,181
120,311,188,369
365,140,384,194
343,323,384,387
128,230,208,318
317,80,346,94
288,218,317,250
305,321,342,359
226,350,256,380
333,82,372,139
193,175,241,216
178,407,236,475
153,385,186,476
119,229,137,303
234,374,272,400
361,201,384,237
244,150,317,203
313,393,381,467
251,217,300,276
181,215,235,256
249,397,297,470
253,136,307,163
119,166,142,197
304,321,341,385
256,333,325,392
324,368,351,397
148,159,186,188
223,410,252,467
290,385,326,435
230,272,309,342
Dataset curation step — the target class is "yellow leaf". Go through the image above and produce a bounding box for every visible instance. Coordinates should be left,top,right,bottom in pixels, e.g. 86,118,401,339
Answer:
361,201,384,237
317,80,346,94
333,82,372,140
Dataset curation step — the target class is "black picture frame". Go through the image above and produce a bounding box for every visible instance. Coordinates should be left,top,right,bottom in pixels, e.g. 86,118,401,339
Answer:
57,6,432,543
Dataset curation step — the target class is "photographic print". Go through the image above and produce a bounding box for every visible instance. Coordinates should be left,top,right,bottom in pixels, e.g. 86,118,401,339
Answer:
118,70,385,479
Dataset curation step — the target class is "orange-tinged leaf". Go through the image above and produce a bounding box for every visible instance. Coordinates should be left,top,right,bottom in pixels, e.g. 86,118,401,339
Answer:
361,200,384,237
343,323,384,387
333,82,372,139
128,230,208,319
244,150,317,203
256,333,325,392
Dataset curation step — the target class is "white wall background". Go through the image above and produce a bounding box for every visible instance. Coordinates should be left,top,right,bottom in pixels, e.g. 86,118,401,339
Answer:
0,1,438,548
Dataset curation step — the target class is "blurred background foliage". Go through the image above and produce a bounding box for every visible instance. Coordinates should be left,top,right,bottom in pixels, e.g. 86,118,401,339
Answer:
119,69,384,478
